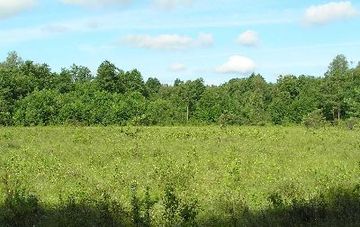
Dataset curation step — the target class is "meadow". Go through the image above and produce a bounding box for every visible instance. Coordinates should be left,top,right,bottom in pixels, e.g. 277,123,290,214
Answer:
0,126,359,226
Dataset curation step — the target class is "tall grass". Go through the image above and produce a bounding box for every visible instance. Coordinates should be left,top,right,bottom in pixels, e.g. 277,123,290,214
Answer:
1,180,360,226
0,126,359,225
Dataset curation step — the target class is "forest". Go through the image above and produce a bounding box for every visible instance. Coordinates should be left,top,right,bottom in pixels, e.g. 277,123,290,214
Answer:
1,52,359,127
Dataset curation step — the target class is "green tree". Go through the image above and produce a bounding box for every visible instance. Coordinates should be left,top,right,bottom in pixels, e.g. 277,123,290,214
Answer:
242,74,271,124
222,74,271,125
1,52,360,126
13,90,61,126
69,64,93,83
96,60,120,93
269,75,299,124
20,60,54,91
343,67,360,118
54,69,74,93
290,76,321,123
178,78,206,122
2,51,23,68
145,77,161,98
146,99,174,125
195,86,226,123
321,54,349,121
0,91,12,125
174,78,183,87
121,69,146,95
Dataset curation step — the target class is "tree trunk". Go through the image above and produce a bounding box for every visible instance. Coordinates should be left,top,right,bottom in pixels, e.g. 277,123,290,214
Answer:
186,105,189,122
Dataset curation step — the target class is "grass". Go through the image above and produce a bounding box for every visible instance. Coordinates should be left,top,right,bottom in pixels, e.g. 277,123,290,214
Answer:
0,126,359,226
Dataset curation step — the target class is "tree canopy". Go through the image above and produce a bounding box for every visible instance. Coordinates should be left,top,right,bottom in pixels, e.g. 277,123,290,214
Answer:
0,52,359,126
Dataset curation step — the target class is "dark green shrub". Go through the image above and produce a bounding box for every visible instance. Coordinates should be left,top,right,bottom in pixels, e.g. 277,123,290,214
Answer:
0,189,42,227
130,184,156,227
162,185,199,226
163,185,180,226
179,198,199,226
268,192,285,209
344,117,358,130
143,186,154,227
13,89,61,126
302,109,326,129
131,184,142,226
218,113,242,127
56,193,129,227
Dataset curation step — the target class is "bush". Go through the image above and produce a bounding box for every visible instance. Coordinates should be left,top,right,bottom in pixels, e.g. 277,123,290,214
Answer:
218,113,242,127
302,109,326,129
162,185,199,226
13,90,61,126
0,184,42,227
344,117,359,130
56,193,129,227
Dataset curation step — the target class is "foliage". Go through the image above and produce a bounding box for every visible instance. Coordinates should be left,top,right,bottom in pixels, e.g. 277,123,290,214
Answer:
160,184,199,226
0,173,42,227
344,117,359,130
218,113,242,126
13,90,61,126
302,109,326,129
1,52,360,126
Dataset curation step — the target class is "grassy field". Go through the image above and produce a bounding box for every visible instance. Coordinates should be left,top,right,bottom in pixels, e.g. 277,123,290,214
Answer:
0,126,360,226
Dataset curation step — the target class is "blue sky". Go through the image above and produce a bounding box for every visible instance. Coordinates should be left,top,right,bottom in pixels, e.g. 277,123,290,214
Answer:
1,0,360,84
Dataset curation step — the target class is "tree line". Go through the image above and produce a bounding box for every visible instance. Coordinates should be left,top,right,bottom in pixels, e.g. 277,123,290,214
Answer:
0,52,359,126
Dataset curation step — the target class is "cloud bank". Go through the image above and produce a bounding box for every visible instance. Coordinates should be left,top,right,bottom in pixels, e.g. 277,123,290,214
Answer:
304,1,358,25
123,33,213,50
0,0,36,19
61,0,131,7
61,0,192,9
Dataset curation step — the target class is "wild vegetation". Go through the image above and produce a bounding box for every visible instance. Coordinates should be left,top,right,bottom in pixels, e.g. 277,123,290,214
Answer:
0,126,359,226
1,52,360,127
1,52,360,225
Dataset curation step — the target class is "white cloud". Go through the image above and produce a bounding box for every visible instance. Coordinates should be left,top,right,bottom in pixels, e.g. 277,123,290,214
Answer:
153,0,193,9
61,0,131,7
0,0,36,19
304,1,358,25
237,30,259,47
169,63,187,72
124,34,191,50
216,55,256,74
123,33,213,50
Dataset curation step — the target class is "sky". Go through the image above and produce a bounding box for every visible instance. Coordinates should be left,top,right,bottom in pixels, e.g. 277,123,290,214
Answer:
0,0,360,85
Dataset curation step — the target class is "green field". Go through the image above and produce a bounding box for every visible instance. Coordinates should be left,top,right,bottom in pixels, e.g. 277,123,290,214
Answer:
1,126,360,226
